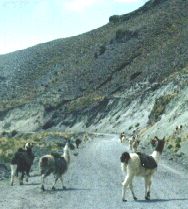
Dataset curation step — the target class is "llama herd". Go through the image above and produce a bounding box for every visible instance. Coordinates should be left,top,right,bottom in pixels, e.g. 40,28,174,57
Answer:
10,141,71,191
9,132,165,203
120,130,140,152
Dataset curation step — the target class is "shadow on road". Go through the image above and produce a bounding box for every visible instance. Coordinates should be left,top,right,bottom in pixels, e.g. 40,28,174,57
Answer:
41,187,91,193
63,187,91,192
24,183,41,186
136,198,188,203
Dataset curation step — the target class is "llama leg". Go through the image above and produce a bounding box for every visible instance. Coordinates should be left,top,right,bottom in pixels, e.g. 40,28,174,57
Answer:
60,176,66,189
52,177,59,190
129,142,132,150
129,181,137,200
10,164,17,186
10,174,14,186
122,175,133,202
25,170,29,182
19,172,24,185
41,174,46,191
25,174,29,183
145,176,152,200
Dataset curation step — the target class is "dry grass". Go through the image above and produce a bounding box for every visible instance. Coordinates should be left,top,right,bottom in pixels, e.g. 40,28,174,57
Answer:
67,93,105,112
0,131,71,163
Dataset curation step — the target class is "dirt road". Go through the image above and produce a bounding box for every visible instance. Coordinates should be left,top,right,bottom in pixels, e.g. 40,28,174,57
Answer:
0,134,188,209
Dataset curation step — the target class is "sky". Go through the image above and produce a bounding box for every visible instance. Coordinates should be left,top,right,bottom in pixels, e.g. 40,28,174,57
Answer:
0,0,148,55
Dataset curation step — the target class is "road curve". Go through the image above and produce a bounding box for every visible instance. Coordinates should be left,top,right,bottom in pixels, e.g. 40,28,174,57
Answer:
0,134,188,209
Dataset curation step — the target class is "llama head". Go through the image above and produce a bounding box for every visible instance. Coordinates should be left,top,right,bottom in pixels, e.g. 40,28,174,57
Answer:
120,152,130,164
151,136,158,147
155,137,165,154
25,142,33,150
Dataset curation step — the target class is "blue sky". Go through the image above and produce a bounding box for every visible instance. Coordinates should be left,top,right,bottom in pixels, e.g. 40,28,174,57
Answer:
0,0,148,54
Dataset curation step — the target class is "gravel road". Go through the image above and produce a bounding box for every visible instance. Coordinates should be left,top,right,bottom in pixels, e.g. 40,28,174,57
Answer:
0,134,188,209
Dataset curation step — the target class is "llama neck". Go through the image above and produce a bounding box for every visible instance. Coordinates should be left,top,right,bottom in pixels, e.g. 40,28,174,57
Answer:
63,147,70,164
151,151,161,163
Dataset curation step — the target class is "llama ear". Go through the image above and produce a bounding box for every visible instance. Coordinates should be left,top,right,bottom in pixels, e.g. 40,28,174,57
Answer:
154,136,158,141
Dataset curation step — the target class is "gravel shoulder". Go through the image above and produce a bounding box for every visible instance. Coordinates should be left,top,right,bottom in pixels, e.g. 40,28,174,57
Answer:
0,134,188,209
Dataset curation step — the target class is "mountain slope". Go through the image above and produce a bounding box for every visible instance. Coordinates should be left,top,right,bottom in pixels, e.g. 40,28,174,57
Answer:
0,0,188,149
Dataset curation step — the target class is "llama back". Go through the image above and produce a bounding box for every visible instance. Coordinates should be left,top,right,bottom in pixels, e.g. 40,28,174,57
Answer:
130,153,156,176
39,155,55,173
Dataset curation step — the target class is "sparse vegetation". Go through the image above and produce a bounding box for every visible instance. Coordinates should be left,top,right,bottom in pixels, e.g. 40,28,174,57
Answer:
135,123,140,128
166,134,187,153
130,72,142,81
0,131,71,163
148,94,176,124
99,45,106,55
115,29,138,42
129,125,133,130
67,93,105,112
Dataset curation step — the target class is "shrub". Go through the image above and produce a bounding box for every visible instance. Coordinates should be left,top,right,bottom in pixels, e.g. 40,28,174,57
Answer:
99,45,106,55
109,15,121,23
167,144,173,149
130,72,142,81
148,94,176,124
135,123,140,128
129,125,133,130
115,29,138,42
94,52,98,59
11,130,18,137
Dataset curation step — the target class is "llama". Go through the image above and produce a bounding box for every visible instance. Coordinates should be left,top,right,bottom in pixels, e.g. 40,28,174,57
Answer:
120,132,126,143
129,136,140,152
132,139,140,152
120,137,165,201
75,138,81,148
10,142,34,186
174,125,183,135
39,142,70,191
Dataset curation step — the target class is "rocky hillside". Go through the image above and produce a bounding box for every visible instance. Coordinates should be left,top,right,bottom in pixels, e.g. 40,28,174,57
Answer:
0,0,188,158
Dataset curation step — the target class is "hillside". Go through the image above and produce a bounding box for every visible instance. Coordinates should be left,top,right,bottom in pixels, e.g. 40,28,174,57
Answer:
0,0,188,161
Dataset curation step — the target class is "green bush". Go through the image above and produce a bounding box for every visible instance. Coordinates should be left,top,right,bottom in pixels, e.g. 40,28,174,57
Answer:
135,123,140,128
